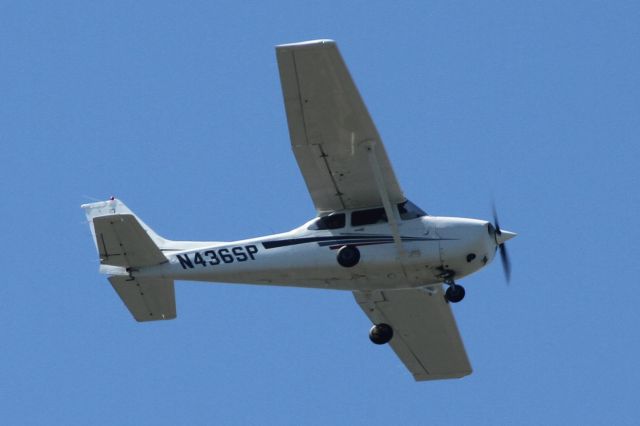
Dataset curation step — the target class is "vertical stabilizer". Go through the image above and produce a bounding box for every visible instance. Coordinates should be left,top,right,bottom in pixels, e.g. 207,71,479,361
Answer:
82,198,169,251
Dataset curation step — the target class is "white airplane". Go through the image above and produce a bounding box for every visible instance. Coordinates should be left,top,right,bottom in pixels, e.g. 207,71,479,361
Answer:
82,39,516,382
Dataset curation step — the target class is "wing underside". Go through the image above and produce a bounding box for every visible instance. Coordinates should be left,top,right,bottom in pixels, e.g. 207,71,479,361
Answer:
276,40,404,213
354,287,472,381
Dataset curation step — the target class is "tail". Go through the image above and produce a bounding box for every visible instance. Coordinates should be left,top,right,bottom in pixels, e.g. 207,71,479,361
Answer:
81,198,176,322
82,198,170,267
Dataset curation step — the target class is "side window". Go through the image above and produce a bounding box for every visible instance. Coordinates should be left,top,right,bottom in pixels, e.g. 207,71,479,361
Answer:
308,213,346,230
351,208,387,226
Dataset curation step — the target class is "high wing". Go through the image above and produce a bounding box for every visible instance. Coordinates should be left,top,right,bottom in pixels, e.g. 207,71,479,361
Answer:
354,287,472,381
276,40,404,213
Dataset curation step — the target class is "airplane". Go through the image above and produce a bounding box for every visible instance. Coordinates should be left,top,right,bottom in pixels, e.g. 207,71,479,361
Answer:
82,39,516,382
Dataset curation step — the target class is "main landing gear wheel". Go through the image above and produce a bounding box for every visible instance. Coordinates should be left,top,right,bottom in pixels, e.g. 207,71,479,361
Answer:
369,323,393,345
445,284,465,303
337,245,360,268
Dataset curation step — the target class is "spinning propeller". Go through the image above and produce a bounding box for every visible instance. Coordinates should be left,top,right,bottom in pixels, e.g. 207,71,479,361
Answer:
492,204,516,283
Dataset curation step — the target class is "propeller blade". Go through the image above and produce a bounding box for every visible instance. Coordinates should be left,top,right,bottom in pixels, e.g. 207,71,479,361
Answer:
493,201,514,284
499,243,511,283
492,202,502,236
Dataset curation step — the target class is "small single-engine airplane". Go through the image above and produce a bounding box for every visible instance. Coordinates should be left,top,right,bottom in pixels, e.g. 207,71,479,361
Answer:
82,40,516,381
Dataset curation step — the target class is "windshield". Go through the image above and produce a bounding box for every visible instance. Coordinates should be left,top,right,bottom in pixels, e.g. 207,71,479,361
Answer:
397,200,427,220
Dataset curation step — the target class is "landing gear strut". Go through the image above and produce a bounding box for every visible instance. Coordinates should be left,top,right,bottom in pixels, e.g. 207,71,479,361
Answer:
444,279,465,303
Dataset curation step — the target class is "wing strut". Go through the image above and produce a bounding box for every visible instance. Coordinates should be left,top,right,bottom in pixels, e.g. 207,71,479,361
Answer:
364,140,405,258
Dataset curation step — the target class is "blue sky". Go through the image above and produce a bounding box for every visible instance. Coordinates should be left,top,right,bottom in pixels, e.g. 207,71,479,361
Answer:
2,1,639,424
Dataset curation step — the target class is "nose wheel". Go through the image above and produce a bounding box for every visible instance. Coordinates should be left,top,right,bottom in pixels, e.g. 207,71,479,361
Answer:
444,280,465,303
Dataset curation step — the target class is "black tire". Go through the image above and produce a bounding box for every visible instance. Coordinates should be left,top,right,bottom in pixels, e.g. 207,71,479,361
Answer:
337,245,360,268
445,285,465,303
369,323,394,345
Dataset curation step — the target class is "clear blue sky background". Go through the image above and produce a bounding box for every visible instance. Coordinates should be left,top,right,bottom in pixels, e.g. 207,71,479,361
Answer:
2,1,639,425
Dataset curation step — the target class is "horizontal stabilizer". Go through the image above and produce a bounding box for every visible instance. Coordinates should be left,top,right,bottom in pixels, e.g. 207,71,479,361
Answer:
109,276,176,322
93,214,167,268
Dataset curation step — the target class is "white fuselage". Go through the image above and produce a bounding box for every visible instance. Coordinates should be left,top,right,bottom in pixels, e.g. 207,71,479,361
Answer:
133,214,498,291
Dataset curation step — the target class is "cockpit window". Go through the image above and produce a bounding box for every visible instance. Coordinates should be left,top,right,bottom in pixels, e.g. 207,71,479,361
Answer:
397,200,428,220
351,207,388,226
308,213,346,230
